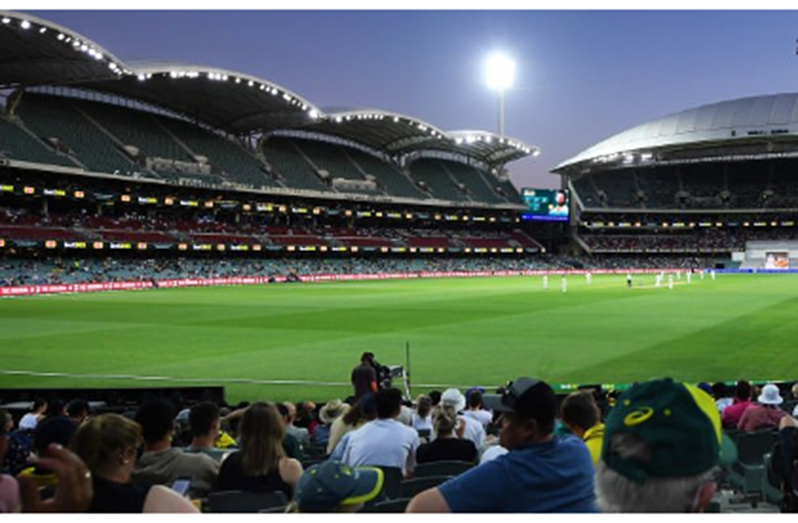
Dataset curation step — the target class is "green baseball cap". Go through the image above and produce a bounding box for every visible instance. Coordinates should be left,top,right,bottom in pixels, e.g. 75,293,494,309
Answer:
602,378,737,484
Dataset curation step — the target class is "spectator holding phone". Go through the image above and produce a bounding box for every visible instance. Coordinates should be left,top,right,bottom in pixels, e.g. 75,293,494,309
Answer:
70,413,198,513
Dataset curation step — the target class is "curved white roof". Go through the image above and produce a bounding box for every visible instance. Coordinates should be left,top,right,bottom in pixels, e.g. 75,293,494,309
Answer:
556,93,798,171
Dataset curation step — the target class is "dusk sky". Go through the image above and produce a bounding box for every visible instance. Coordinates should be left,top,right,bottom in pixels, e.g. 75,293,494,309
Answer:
24,10,798,189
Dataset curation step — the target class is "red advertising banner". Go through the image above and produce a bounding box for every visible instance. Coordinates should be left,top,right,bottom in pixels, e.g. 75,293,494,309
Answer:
0,268,676,298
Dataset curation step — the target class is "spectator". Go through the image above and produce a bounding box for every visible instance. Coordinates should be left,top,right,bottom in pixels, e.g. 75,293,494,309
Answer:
294,401,319,437
185,402,230,462
406,377,597,513
711,383,733,414
314,399,349,448
429,390,442,408
19,399,48,432
327,393,376,455
560,390,604,465
17,415,78,493
595,378,737,512
132,399,219,499
416,405,477,464
351,352,377,400
70,413,197,513
440,388,485,449
0,409,19,512
721,380,753,428
342,388,420,477
275,403,305,460
216,402,303,497
66,399,90,425
287,460,383,513
43,400,66,419
412,395,433,433
281,402,310,448
463,390,492,429
738,383,787,432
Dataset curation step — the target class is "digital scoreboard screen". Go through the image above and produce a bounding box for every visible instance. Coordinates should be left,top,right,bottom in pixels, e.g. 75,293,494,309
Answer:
521,188,570,222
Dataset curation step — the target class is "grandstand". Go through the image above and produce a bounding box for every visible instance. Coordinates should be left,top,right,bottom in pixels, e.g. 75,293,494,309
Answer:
554,93,798,268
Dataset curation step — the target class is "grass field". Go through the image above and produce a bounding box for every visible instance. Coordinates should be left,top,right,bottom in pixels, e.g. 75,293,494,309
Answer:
1,273,797,404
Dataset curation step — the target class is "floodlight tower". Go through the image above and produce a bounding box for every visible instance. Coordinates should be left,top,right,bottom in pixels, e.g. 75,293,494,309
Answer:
486,53,516,138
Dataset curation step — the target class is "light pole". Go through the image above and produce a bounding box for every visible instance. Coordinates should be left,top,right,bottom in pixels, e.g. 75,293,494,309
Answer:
486,53,515,138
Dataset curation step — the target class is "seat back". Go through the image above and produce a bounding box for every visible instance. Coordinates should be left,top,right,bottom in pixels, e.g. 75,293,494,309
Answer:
737,430,779,466
207,490,289,513
400,475,452,498
414,460,474,478
376,466,404,499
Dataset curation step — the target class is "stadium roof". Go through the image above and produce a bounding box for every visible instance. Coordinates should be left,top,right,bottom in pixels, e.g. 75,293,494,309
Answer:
555,93,798,172
78,60,324,134
0,10,538,168
0,11,128,88
298,110,538,164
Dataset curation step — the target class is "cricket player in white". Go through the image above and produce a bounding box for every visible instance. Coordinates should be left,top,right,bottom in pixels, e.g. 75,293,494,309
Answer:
668,273,674,289
561,275,567,293
585,272,592,285
543,274,549,290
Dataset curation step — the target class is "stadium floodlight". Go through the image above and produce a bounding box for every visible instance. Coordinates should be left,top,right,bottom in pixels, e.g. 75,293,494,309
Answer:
485,52,515,137
20,20,30,29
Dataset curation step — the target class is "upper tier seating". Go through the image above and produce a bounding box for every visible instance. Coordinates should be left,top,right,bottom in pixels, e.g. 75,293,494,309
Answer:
157,116,279,189
75,99,193,164
17,95,135,174
443,161,504,204
408,159,470,202
343,148,427,199
261,138,331,192
0,115,76,168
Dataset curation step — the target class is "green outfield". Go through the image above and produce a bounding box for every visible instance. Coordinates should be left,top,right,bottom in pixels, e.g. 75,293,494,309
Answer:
1,273,796,404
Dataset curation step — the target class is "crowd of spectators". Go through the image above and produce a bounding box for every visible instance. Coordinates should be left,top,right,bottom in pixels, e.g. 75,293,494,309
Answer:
581,227,798,253
0,255,564,288
2,375,797,513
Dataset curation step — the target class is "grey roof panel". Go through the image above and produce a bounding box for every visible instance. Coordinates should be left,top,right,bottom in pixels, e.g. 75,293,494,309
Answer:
731,97,755,127
771,93,795,124
555,92,798,171
750,95,775,126
675,108,698,135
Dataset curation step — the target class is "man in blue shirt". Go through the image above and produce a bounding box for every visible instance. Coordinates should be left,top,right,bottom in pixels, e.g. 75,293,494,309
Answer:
406,377,597,513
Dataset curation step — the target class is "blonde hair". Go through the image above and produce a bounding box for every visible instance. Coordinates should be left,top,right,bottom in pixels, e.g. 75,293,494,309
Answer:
240,402,286,476
70,413,140,474
433,405,458,436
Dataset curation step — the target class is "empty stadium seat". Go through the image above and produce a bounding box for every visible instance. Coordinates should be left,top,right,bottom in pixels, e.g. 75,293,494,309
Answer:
399,475,452,498
408,159,470,202
17,94,135,174
413,460,474,478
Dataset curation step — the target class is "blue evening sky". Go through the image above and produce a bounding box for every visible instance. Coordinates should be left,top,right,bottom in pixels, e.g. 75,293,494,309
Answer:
24,10,798,188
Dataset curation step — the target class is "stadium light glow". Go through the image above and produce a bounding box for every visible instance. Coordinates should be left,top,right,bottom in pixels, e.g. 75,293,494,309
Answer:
20,20,30,29
485,52,515,137
486,53,515,91
2,18,10,24
39,27,46,34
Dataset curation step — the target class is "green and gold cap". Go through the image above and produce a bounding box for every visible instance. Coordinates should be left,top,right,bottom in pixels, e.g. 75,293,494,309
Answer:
602,378,737,484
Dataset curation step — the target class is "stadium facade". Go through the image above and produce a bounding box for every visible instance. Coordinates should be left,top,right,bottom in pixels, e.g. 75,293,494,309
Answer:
554,93,798,269
0,10,556,280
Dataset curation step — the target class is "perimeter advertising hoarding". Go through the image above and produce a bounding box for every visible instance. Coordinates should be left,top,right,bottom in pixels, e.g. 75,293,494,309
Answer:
521,188,569,222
